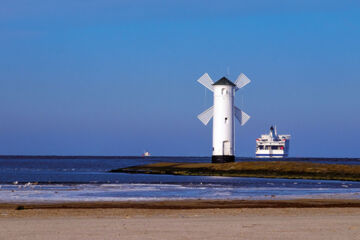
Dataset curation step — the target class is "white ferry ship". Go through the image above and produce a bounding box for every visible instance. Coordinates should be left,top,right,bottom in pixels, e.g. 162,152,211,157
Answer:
255,126,290,158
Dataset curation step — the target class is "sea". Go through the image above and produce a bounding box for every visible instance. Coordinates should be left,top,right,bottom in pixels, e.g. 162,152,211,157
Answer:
1,156,360,203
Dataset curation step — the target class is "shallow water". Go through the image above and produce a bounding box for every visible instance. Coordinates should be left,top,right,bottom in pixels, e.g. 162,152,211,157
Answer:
1,156,360,202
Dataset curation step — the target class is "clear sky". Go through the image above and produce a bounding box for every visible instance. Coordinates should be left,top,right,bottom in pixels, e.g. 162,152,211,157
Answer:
1,0,359,157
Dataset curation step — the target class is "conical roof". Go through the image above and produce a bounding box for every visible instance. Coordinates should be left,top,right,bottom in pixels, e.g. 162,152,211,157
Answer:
212,77,236,86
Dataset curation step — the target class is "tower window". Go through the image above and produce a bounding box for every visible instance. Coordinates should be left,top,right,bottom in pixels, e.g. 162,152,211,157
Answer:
221,88,228,95
225,117,228,123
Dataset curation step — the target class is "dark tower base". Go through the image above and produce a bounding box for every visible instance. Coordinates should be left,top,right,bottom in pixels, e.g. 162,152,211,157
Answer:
212,155,235,163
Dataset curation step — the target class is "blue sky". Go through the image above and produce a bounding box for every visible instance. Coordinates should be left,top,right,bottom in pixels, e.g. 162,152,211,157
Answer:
0,0,359,157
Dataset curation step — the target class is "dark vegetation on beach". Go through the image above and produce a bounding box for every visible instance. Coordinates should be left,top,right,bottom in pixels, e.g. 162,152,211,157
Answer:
2,199,360,209
110,161,360,181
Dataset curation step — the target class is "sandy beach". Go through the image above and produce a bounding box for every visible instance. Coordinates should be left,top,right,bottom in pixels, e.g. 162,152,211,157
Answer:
1,200,360,240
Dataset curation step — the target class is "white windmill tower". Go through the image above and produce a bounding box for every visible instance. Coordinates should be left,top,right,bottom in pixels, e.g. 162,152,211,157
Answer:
197,73,251,163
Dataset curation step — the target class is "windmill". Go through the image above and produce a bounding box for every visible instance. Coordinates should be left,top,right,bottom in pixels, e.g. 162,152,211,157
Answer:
197,73,251,163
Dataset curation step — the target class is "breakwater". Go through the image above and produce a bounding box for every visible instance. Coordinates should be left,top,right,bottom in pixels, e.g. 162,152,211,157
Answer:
111,161,360,181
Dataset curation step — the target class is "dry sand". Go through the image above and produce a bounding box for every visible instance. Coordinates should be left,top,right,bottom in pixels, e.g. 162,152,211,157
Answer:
1,200,360,240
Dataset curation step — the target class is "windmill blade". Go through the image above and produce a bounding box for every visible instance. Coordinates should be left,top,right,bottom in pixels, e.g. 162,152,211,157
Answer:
235,73,251,90
234,106,250,126
197,73,214,92
197,106,214,125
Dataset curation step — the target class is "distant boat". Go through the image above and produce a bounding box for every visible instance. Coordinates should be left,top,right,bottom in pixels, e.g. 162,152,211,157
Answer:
142,151,151,157
256,126,290,158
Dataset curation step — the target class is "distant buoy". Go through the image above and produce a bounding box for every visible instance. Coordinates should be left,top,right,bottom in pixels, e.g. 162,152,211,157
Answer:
142,151,151,157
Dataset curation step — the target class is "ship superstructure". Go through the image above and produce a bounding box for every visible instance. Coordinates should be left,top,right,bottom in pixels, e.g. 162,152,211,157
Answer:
256,126,290,158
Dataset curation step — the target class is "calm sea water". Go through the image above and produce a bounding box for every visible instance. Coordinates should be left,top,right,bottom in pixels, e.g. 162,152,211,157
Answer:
1,156,360,202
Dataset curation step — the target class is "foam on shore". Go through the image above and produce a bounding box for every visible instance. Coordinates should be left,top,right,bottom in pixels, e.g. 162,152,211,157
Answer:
1,182,360,203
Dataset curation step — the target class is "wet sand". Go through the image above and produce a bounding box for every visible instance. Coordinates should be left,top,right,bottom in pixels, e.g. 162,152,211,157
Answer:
1,199,360,239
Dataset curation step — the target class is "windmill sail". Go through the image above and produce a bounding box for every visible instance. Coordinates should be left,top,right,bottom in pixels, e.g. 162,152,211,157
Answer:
197,73,214,92
197,106,214,125
234,106,250,126
235,73,251,90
